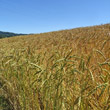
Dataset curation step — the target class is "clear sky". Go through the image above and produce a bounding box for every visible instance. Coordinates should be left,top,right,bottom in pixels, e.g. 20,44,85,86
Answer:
0,0,110,34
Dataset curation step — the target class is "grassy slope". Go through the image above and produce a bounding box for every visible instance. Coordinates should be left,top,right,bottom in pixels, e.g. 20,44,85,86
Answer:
0,24,110,110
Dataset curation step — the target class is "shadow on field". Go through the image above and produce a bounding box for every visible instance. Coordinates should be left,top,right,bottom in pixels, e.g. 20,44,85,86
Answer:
0,96,13,110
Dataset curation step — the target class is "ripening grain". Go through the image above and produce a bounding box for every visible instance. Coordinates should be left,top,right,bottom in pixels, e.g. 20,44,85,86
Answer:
0,24,110,110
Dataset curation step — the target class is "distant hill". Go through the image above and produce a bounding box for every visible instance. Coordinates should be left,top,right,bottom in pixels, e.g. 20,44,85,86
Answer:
0,31,27,38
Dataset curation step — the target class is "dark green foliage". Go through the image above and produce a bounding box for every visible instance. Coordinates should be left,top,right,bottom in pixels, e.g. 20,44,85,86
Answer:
0,31,27,39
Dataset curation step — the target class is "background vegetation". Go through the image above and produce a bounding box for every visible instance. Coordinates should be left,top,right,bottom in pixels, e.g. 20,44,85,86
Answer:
0,31,26,39
0,24,110,110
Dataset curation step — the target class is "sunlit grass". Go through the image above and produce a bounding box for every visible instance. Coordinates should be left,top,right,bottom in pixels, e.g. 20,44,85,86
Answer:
0,24,110,110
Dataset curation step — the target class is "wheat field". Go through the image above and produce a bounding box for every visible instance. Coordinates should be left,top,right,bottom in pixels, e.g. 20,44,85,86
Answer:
0,24,110,110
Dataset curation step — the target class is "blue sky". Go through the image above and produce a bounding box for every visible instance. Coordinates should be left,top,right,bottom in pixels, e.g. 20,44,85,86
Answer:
0,0,110,34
